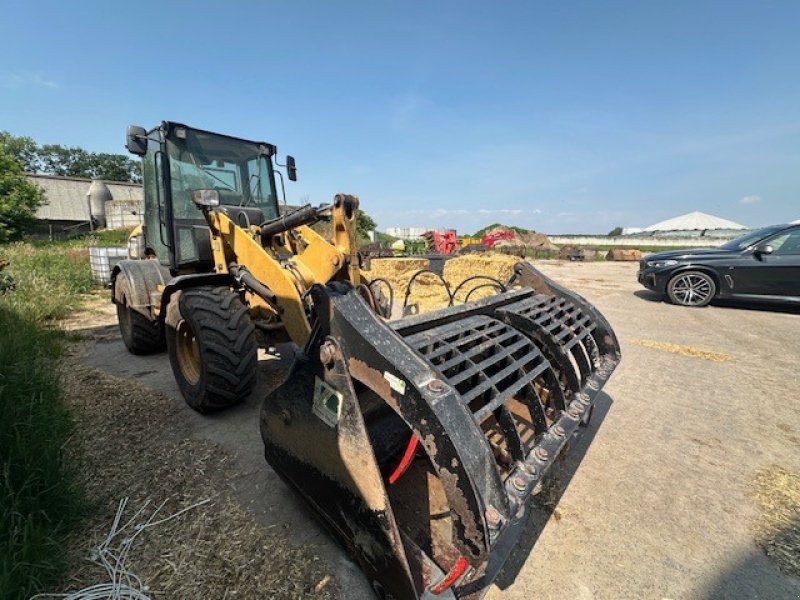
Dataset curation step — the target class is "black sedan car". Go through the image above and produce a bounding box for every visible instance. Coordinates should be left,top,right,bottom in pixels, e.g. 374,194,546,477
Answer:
638,222,800,307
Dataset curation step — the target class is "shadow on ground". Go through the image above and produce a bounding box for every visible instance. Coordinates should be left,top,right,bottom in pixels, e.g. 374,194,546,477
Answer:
633,289,800,314
699,519,800,599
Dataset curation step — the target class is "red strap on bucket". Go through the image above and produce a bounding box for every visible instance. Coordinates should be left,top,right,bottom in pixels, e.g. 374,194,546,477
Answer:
388,434,419,484
430,556,469,595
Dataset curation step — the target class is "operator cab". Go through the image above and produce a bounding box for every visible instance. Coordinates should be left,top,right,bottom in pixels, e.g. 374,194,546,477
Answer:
127,122,282,273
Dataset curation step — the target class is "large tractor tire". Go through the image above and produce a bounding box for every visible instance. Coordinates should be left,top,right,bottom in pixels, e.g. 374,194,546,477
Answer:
166,286,258,413
116,281,165,355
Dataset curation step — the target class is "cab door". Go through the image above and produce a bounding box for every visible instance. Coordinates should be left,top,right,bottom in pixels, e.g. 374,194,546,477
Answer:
142,136,173,267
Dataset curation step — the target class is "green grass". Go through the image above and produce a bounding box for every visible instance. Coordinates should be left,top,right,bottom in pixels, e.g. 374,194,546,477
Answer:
2,241,96,320
87,227,134,247
0,239,96,599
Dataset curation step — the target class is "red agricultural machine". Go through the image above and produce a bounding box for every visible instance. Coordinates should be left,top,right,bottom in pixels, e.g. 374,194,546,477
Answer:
423,230,518,255
423,229,460,254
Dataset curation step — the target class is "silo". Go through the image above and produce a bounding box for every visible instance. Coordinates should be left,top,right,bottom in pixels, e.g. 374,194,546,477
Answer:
87,179,112,228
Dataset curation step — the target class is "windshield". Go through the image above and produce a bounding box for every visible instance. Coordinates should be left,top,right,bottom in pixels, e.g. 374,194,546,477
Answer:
165,127,278,220
718,225,786,251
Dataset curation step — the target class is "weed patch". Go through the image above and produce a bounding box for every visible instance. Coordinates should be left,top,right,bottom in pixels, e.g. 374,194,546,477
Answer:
0,239,95,599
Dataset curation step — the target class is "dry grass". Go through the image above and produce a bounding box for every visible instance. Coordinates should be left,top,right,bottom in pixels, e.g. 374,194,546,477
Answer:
627,338,734,362
58,348,336,599
752,466,800,577
443,254,519,303
367,254,521,313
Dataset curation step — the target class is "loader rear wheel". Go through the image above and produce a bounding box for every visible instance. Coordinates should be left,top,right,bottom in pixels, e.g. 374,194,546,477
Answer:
115,282,165,354
166,286,258,413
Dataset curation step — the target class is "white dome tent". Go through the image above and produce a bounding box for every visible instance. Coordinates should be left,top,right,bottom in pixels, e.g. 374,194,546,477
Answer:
643,211,747,232
641,211,748,239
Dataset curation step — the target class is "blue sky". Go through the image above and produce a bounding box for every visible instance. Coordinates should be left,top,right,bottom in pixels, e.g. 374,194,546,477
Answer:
1,1,798,234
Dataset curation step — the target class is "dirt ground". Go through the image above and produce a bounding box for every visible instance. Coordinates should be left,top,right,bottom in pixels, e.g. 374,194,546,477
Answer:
58,342,336,599
66,259,800,599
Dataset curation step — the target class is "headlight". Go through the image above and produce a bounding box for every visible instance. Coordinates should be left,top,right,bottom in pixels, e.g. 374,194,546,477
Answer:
646,259,678,268
128,234,145,259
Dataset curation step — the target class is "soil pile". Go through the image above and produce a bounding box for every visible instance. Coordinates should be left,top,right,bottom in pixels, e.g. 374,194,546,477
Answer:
487,226,555,251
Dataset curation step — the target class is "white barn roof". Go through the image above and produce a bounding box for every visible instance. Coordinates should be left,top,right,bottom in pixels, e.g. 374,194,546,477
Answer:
643,211,747,232
28,174,142,222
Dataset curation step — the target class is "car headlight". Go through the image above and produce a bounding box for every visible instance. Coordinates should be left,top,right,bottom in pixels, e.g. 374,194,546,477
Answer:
646,259,678,268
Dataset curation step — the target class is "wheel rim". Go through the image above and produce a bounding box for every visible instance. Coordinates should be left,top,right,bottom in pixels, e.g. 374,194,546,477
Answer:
671,274,712,306
175,319,201,385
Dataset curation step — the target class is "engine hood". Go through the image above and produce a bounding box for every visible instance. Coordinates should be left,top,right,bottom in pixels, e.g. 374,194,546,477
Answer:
645,247,738,262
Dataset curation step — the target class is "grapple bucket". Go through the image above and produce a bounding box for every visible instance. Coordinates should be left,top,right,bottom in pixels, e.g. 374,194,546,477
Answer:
260,262,620,599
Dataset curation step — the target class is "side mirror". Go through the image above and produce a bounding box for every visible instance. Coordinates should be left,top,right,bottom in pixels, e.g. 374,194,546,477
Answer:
126,125,148,156
753,242,774,258
286,155,297,181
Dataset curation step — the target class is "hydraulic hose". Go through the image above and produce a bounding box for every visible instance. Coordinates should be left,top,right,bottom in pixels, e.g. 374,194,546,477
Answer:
229,264,280,313
260,204,321,243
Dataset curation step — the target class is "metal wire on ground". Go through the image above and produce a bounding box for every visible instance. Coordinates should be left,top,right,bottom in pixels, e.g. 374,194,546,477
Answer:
31,496,210,600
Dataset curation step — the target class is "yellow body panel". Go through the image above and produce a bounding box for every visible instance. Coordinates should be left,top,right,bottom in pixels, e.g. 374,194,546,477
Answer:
206,194,361,345
208,211,312,343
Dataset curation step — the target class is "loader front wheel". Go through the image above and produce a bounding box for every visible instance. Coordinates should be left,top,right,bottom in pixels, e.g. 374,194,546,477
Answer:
166,286,258,413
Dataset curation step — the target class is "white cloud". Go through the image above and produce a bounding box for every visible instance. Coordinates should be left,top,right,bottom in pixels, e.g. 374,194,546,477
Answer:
477,208,524,215
0,71,58,89
739,195,762,205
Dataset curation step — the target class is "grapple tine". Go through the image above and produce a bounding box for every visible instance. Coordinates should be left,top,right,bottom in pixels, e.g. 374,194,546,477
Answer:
261,262,620,599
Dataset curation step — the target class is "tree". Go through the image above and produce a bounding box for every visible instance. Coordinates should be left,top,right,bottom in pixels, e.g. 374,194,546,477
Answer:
38,144,142,182
0,146,44,242
0,132,141,183
356,210,377,239
608,226,623,236
0,132,38,172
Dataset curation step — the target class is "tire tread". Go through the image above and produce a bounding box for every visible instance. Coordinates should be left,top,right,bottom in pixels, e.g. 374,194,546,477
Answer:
168,286,258,412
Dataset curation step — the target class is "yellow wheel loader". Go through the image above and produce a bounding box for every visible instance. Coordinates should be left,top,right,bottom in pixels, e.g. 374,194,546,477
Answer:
112,121,620,599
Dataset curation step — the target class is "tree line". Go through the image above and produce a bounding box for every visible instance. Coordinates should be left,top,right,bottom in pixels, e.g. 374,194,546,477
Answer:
0,131,141,183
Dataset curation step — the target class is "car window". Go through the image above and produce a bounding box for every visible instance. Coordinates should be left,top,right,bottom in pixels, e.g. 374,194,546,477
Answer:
719,225,785,251
768,229,800,255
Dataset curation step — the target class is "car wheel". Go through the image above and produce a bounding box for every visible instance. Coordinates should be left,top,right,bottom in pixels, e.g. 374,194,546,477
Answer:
666,271,716,307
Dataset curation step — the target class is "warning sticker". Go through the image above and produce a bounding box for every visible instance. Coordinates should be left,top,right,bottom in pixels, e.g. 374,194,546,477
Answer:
383,371,406,395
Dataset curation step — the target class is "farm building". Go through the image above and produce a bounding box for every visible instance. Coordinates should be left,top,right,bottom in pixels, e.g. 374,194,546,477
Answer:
27,173,143,238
